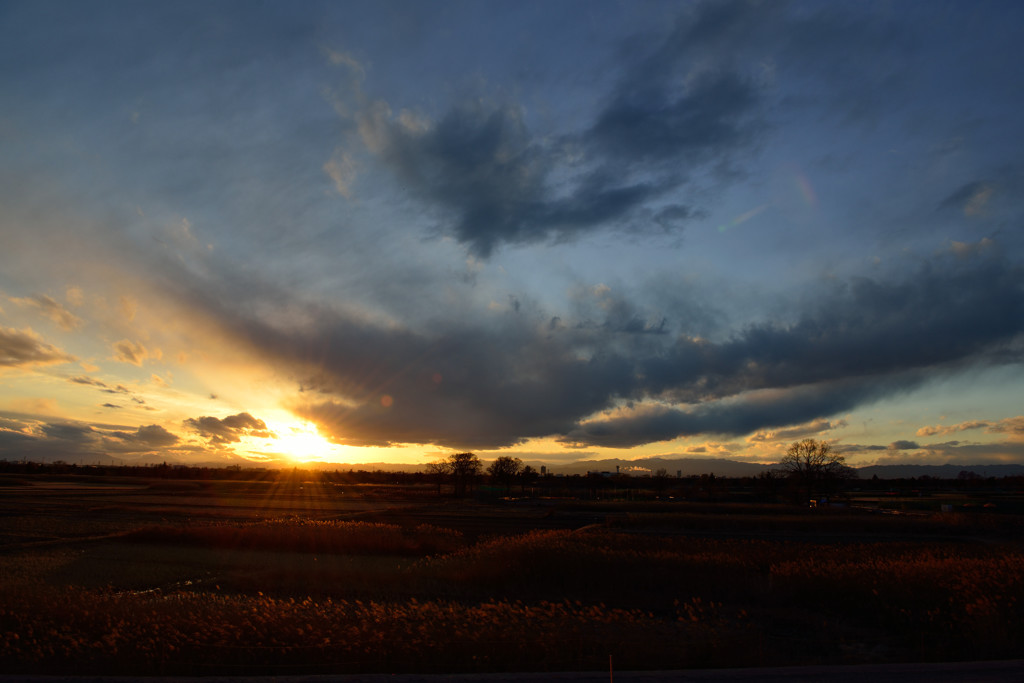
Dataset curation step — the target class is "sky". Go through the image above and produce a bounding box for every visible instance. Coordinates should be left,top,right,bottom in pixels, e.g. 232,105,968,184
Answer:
1,0,1023,469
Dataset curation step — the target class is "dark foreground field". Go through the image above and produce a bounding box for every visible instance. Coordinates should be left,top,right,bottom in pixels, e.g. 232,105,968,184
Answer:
2,474,1023,677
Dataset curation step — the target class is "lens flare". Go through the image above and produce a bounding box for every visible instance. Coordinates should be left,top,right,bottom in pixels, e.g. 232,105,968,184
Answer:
717,203,770,232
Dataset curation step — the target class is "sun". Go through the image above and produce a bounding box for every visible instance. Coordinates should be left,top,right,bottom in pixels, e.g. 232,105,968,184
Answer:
265,420,336,462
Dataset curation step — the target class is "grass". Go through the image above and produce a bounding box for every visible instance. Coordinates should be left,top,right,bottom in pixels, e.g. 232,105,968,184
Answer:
2,480,1023,674
120,518,466,556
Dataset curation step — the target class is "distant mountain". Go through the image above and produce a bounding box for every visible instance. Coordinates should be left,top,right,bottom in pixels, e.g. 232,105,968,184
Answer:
547,458,1024,479
548,457,775,477
855,464,1024,480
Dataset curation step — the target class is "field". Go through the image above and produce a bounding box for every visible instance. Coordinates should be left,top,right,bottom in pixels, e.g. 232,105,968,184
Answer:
2,472,1024,676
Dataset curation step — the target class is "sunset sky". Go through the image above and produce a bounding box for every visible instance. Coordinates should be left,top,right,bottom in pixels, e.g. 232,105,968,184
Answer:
2,0,1023,469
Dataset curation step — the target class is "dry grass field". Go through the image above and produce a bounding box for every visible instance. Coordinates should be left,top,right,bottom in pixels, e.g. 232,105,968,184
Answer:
2,473,1023,676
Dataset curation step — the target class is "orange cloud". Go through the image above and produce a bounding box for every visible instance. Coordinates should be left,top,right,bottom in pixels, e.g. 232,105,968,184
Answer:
988,417,1024,439
0,327,75,369
747,418,846,443
11,294,83,331
917,420,992,437
112,339,160,366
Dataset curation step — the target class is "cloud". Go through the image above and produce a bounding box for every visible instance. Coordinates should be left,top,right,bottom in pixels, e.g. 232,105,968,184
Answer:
70,376,148,409
950,238,995,258
916,420,990,437
41,422,95,442
110,424,179,449
184,412,272,444
653,205,701,231
560,378,888,449
112,339,158,366
334,0,913,261
915,417,1024,440
989,416,1024,438
0,413,184,462
357,99,559,257
563,252,1024,447
322,48,365,81
638,251,1024,404
70,375,108,388
157,239,1024,452
323,148,358,198
66,287,84,307
940,180,995,216
747,418,847,443
0,327,75,369
10,294,83,330
585,69,759,169
888,440,921,451
862,440,1024,467
344,3,780,258
290,321,637,448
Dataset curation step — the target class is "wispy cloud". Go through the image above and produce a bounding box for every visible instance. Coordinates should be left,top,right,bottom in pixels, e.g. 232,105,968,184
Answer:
10,294,83,331
112,339,159,367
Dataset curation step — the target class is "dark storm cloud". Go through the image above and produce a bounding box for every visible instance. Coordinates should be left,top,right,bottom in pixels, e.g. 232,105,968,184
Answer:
360,100,666,258
361,101,548,257
289,318,637,449
561,252,1024,447
172,242,1023,450
350,0,901,257
586,70,759,168
561,376,895,448
639,255,1024,403
0,327,75,368
354,2,782,257
184,413,272,444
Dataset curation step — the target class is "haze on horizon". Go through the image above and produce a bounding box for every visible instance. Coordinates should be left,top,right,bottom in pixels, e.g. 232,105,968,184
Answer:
2,0,1023,470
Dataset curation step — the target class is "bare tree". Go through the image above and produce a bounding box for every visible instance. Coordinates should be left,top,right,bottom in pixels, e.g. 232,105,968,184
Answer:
780,438,854,503
425,460,450,495
487,455,523,496
448,452,482,498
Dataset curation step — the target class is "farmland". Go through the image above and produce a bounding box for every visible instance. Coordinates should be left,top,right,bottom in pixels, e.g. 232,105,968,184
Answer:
2,469,1023,676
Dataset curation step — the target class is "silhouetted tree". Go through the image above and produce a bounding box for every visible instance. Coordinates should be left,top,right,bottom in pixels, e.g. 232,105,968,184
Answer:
652,468,670,497
425,460,450,495
487,455,523,496
780,438,854,503
519,464,539,494
448,452,482,498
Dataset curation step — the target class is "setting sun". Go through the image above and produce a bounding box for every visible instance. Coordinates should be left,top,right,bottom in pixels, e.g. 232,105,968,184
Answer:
265,420,335,463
